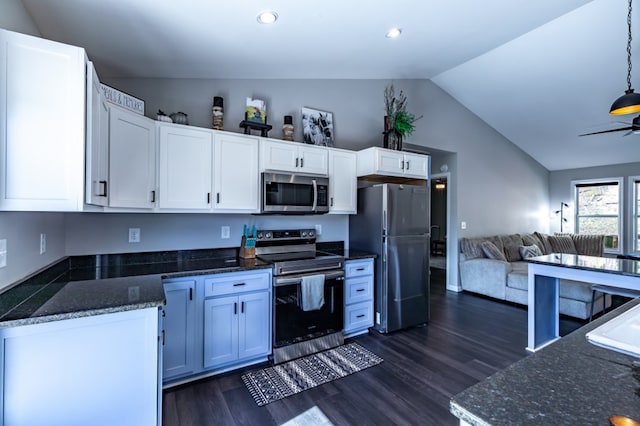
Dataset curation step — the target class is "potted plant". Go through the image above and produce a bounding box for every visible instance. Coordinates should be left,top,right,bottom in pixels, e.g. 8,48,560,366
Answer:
383,83,422,150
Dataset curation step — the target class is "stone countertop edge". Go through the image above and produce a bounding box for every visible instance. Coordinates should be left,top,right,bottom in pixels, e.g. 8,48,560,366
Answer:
449,298,640,425
526,253,640,277
162,262,273,279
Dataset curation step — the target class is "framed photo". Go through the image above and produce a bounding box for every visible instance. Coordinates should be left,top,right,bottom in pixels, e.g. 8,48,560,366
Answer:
301,107,334,146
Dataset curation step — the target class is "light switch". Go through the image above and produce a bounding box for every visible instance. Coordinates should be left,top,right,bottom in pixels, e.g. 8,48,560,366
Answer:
128,228,141,243
0,239,6,268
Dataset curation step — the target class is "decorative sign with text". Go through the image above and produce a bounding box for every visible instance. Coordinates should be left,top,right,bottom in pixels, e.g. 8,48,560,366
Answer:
100,84,145,115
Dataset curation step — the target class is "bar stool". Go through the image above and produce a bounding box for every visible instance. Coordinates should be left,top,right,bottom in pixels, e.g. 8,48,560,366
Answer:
589,284,640,322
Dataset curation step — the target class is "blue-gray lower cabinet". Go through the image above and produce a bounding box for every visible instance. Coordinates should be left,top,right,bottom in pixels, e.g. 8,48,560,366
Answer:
344,258,374,337
203,270,272,371
162,278,196,381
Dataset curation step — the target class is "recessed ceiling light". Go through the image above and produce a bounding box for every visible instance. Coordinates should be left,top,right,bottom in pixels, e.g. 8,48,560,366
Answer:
386,28,402,38
257,11,278,24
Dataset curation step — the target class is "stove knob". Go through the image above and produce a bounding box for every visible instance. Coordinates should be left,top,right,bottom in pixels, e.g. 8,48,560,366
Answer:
266,232,272,239
308,230,315,238
301,231,308,237
257,232,264,239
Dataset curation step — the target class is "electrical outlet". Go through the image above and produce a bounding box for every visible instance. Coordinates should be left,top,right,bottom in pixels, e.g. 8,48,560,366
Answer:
221,226,230,239
128,286,140,302
461,221,467,230
0,239,6,268
128,228,141,243
315,224,322,236
39,233,46,255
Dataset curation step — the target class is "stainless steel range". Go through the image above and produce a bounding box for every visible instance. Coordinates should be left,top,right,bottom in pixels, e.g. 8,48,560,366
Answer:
255,228,345,364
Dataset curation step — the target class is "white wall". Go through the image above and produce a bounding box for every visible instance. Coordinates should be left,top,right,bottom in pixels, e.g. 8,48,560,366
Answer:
550,161,640,253
65,213,347,255
0,0,40,36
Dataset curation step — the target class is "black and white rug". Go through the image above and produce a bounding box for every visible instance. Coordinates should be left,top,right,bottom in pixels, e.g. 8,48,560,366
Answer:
242,343,383,406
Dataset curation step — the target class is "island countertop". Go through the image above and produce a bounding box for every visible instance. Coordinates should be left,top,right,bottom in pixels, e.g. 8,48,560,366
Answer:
0,248,272,328
526,253,640,278
450,298,640,425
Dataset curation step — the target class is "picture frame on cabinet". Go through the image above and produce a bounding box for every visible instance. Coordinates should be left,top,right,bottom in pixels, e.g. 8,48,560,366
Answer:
100,84,145,115
301,107,334,147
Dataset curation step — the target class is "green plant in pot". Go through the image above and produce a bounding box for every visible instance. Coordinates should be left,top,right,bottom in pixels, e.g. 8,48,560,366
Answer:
384,83,422,150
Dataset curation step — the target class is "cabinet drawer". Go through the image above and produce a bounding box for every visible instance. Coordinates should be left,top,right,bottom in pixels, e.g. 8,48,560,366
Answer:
344,301,373,333
345,276,373,304
345,259,374,278
204,271,270,297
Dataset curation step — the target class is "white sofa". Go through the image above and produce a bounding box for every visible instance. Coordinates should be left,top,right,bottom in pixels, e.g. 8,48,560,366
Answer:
458,232,610,319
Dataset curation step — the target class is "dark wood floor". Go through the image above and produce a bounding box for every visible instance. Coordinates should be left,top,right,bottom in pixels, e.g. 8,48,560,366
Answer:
162,268,585,425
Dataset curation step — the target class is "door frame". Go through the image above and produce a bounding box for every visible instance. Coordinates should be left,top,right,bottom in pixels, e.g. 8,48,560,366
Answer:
430,171,454,291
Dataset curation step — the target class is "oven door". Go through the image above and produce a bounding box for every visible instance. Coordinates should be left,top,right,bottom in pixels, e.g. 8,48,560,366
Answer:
273,269,344,349
262,173,329,214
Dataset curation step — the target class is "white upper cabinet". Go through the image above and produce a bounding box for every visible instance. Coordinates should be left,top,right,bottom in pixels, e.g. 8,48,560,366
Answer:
213,132,260,213
158,124,213,210
260,139,328,176
328,148,357,214
0,29,86,211
357,147,429,180
85,61,109,207
107,106,156,209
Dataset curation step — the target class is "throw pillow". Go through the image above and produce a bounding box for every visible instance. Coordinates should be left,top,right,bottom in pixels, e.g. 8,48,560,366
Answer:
548,235,578,254
522,233,543,253
481,241,507,261
460,237,486,259
519,244,543,259
500,234,524,262
534,232,553,254
568,234,604,257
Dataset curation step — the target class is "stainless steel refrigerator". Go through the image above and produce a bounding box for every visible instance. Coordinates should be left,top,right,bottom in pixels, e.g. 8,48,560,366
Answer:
349,183,430,333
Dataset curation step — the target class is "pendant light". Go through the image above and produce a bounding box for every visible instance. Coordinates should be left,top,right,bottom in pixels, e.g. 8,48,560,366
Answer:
611,0,640,115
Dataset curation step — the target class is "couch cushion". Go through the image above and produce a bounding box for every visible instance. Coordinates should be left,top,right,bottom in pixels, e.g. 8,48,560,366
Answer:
548,235,578,254
519,244,543,259
571,234,604,256
460,237,486,259
500,234,524,262
481,241,507,261
507,262,529,290
534,232,553,254
522,233,544,253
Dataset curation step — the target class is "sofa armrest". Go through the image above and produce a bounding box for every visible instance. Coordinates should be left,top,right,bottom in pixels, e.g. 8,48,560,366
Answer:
459,258,510,300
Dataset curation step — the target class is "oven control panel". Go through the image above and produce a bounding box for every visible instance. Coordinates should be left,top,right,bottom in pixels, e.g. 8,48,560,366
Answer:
255,229,315,241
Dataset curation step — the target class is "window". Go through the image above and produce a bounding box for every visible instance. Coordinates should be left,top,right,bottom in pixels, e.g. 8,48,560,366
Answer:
573,179,622,252
633,177,640,253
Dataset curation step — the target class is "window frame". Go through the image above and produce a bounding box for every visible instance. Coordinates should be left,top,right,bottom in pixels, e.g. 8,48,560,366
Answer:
631,175,640,254
571,177,623,254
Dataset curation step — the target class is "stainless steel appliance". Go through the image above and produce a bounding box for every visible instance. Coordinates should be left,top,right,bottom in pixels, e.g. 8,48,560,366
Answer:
261,173,329,214
349,183,430,333
255,228,344,363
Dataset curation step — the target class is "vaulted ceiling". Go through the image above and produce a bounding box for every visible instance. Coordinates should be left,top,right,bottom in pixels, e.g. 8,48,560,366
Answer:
21,0,640,170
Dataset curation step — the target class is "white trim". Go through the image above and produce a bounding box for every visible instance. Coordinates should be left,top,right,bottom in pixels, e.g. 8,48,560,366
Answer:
431,171,456,291
630,175,640,254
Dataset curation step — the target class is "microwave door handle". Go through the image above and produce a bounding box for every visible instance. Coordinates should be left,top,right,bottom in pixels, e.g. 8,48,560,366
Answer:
312,179,318,212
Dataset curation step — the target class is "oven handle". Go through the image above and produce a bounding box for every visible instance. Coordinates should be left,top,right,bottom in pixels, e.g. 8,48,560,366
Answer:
312,179,318,212
274,269,344,286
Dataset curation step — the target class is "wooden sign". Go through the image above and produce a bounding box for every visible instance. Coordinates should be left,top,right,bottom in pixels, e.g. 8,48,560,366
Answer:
100,84,145,115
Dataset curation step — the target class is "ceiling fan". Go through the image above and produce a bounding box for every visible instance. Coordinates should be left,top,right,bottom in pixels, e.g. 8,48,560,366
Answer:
581,0,640,137
579,114,640,136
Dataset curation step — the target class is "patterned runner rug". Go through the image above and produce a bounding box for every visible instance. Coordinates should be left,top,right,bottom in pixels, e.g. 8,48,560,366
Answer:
242,343,383,406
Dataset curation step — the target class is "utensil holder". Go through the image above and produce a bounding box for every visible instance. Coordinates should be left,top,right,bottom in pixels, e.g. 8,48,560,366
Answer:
239,236,256,259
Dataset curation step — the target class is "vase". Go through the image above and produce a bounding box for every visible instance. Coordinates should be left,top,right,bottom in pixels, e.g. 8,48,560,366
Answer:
383,116,403,150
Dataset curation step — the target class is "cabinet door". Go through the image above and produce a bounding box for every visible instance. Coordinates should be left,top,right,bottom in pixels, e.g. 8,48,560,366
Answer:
163,280,196,380
403,152,429,179
375,149,404,176
85,61,109,207
158,125,213,210
328,149,356,214
299,145,328,176
238,291,271,360
0,29,85,211
260,139,298,173
203,295,239,368
213,133,259,212
108,106,156,208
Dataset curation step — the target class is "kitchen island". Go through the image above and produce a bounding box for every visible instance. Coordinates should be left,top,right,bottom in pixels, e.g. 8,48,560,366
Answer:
450,298,640,425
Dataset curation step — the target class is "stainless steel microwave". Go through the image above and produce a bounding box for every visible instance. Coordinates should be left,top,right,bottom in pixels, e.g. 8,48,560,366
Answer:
262,173,329,214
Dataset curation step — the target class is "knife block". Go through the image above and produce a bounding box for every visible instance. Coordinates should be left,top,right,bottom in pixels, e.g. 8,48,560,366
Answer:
239,236,256,259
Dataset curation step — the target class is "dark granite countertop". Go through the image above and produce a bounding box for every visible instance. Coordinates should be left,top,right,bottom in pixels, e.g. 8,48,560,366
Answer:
527,254,640,277
0,248,271,328
450,298,640,425
320,249,377,261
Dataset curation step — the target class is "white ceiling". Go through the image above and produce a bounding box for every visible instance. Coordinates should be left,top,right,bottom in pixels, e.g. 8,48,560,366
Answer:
21,0,640,171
